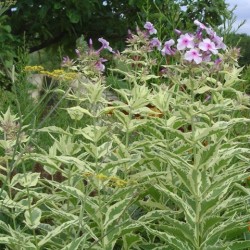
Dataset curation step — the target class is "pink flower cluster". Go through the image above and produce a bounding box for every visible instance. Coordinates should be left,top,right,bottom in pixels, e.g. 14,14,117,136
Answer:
146,20,226,64
62,20,227,74
62,37,114,72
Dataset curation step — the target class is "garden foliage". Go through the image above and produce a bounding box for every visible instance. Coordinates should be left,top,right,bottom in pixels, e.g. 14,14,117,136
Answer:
0,20,250,250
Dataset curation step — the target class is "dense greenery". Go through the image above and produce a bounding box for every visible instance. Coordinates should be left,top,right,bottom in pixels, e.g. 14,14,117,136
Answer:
0,2,250,249
0,17,250,249
226,33,250,66
0,0,234,92
5,0,229,52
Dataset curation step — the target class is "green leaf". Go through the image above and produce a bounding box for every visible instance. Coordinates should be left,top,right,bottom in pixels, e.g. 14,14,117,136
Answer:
24,207,42,229
53,155,92,171
0,236,12,244
150,149,194,194
75,125,109,142
13,172,40,187
114,110,130,128
55,184,101,225
66,106,93,120
123,233,142,249
203,215,250,246
202,216,222,236
66,10,80,23
61,236,87,250
103,197,131,230
38,126,71,135
194,85,212,94
83,141,113,159
0,220,10,233
53,2,62,9
141,223,193,250
38,220,77,247
56,184,85,200
154,184,195,227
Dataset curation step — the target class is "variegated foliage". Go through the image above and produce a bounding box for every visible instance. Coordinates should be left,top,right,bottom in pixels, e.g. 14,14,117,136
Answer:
0,33,249,250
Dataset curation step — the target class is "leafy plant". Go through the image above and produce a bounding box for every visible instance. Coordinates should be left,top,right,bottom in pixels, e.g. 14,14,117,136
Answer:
0,20,249,250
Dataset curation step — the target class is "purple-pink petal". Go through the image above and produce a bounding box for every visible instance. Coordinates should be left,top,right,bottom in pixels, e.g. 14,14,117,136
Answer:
98,38,113,52
177,34,194,50
150,37,162,50
199,38,218,54
95,58,107,72
194,20,207,30
144,21,157,35
184,49,202,64
161,39,176,56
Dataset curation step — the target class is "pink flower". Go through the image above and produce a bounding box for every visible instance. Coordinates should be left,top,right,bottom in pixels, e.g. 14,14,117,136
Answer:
61,56,74,67
194,20,207,30
161,39,176,56
177,34,194,50
127,29,133,39
98,38,113,52
205,29,227,50
89,38,93,49
75,49,81,57
202,53,211,62
205,27,215,37
215,58,222,65
95,58,107,72
199,38,218,54
144,21,157,35
184,49,202,64
150,37,162,50
212,35,226,50
174,29,182,36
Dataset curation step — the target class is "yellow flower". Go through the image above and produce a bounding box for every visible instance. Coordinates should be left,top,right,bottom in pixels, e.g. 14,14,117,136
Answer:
114,179,127,188
24,65,44,72
96,173,108,180
82,171,94,177
109,176,128,188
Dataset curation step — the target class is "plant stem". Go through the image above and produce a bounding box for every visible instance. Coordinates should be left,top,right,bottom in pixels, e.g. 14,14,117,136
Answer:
190,76,202,249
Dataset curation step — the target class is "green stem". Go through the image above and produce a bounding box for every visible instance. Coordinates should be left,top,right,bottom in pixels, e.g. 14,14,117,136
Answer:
190,76,201,249
21,161,39,249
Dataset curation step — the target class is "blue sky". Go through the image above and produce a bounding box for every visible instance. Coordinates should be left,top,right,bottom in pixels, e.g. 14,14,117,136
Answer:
225,0,250,34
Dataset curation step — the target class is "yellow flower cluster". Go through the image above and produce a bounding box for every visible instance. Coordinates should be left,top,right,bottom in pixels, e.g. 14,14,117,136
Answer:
24,65,77,81
82,172,129,188
24,65,45,72
40,70,77,81
0,1,16,7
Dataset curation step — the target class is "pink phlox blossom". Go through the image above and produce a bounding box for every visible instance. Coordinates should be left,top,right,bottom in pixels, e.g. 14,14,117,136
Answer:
62,56,74,67
177,34,194,50
95,58,108,72
184,48,202,64
205,27,215,37
202,52,211,62
194,20,207,30
161,39,176,56
212,34,226,50
144,21,157,35
204,94,211,102
127,29,133,39
150,37,162,50
205,29,227,50
136,26,141,34
214,58,222,65
75,49,81,57
213,58,223,70
98,38,113,52
195,29,203,40
174,29,182,36
89,38,93,49
199,38,218,54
